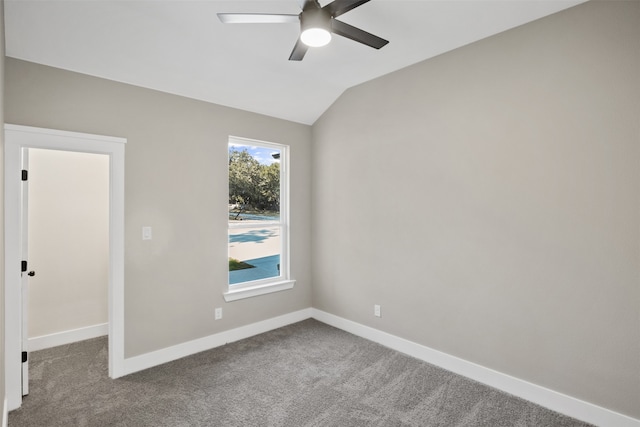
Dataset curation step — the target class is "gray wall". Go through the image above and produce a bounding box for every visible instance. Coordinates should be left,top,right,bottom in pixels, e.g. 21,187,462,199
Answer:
312,0,639,419
5,58,312,357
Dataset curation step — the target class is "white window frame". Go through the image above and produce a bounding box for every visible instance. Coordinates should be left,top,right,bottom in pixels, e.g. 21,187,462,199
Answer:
223,136,294,302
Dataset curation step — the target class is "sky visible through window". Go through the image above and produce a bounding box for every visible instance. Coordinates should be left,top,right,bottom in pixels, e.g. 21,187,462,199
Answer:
229,143,280,166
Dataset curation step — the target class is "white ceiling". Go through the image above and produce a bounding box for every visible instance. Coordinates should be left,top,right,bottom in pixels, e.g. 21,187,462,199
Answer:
5,0,585,125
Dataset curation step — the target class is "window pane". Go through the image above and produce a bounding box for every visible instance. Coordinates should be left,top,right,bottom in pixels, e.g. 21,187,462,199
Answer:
229,225,281,284
228,139,286,288
228,145,280,222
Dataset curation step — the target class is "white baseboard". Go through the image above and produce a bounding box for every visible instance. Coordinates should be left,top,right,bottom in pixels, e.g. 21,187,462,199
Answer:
3,397,8,427
311,308,639,427
28,323,109,352
122,308,313,376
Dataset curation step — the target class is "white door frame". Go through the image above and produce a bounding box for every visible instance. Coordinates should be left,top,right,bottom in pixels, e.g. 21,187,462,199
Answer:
4,124,126,410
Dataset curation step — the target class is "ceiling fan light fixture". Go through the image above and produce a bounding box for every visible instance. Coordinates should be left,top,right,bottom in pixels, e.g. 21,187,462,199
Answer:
301,27,331,47
300,7,332,47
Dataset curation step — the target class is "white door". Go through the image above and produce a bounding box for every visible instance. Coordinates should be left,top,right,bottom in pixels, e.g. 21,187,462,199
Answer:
20,148,30,396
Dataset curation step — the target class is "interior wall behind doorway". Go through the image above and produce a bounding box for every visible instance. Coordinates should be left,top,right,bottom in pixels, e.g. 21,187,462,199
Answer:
28,149,109,340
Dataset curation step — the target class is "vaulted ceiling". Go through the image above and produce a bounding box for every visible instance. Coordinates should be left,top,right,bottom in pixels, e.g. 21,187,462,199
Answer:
5,0,585,125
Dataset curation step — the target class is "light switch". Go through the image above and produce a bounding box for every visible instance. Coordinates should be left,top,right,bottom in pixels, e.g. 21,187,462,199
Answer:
142,226,152,240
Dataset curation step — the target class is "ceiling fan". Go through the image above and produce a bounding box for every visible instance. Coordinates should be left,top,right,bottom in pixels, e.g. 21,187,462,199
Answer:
217,0,389,61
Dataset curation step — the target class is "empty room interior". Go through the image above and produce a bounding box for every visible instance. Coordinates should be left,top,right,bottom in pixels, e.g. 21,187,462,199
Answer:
1,0,639,426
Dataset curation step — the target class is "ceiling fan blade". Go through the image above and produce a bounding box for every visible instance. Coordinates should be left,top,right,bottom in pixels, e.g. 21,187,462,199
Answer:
331,19,388,49
289,39,309,61
217,13,299,24
324,0,371,18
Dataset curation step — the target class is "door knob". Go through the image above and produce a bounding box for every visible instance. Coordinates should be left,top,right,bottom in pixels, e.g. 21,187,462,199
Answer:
27,271,35,277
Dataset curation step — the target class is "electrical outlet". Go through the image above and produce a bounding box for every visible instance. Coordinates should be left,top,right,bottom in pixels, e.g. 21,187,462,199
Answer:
215,307,223,320
374,304,381,318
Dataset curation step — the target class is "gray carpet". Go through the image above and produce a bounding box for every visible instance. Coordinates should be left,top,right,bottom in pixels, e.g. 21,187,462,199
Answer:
9,319,594,426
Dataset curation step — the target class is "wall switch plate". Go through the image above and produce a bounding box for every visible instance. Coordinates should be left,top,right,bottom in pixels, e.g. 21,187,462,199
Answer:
374,304,381,317
215,307,223,320
142,226,152,240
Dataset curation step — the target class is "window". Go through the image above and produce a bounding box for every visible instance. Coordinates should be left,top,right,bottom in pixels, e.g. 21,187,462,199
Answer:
224,137,294,301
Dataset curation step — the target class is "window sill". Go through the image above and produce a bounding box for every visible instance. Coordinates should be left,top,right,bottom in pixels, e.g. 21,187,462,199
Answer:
223,280,295,302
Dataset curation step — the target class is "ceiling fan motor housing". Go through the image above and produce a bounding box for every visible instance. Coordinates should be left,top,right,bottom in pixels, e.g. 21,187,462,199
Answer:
301,7,331,26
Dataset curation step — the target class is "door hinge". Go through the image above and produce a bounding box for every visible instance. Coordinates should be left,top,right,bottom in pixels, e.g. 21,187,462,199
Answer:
22,351,27,363
21,260,27,273
21,170,28,181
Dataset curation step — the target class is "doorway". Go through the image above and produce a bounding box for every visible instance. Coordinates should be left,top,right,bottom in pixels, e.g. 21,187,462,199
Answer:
26,149,109,351
4,125,126,411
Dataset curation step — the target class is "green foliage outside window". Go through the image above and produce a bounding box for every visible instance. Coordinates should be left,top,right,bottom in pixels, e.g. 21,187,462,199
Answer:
229,148,280,212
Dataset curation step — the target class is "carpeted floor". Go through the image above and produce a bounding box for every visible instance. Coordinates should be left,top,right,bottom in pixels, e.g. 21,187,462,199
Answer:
9,319,594,426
